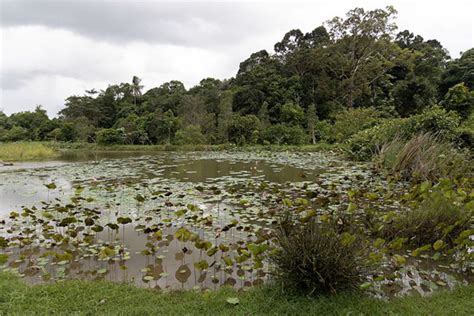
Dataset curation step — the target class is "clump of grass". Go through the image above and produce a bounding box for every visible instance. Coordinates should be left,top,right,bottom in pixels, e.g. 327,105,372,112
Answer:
376,133,470,181
270,218,367,295
0,142,58,161
381,190,471,246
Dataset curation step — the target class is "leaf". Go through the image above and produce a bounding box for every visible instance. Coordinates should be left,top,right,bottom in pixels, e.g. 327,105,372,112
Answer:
143,275,154,282
433,240,445,251
393,254,406,266
97,268,108,274
117,217,132,225
226,297,240,306
193,260,209,270
45,182,57,190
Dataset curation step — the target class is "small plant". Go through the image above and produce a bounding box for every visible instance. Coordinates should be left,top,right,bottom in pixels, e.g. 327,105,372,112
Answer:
376,133,470,181
270,218,367,295
381,189,472,246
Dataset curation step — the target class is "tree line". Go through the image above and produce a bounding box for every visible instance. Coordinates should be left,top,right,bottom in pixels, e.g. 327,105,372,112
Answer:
1,6,472,146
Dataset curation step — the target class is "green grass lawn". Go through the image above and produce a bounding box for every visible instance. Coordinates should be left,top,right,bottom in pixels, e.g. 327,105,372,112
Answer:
1,273,473,315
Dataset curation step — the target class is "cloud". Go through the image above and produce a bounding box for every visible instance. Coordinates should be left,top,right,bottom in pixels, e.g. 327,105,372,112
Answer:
0,0,271,48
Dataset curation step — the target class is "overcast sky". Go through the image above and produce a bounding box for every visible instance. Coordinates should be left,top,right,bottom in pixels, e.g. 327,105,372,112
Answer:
1,0,473,117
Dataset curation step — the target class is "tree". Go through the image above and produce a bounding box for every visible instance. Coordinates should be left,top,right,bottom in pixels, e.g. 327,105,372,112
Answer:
325,6,399,108
440,48,474,96
307,104,317,144
217,91,233,143
131,76,143,107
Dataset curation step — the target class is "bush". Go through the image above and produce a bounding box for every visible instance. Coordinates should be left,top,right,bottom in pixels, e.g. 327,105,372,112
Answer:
346,106,461,160
314,120,333,143
330,107,387,143
376,133,470,181
262,124,307,145
270,218,366,295
174,125,206,145
381,188,472,247
96,128,125,145
228,115,261,145
1,126,30,142
457,113,474,149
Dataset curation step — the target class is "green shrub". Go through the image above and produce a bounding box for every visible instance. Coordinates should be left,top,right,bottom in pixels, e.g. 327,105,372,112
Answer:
96,128,125,145
314,120,333,142
346,106,461,160
262,124,307,145
228,115,261,145
457,113,474,149
1,126,30,142
174,125,206,145
381,189,472,246
330,107,387,143
376,133,470,181
270,218,366,295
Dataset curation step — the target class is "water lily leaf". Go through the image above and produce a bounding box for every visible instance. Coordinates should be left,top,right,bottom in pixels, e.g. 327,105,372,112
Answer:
226,297,239,306
175,264,191,283
433,240,445,251
117,217,132,225
393,254,406,266
193,260,209,270
45,182,57,190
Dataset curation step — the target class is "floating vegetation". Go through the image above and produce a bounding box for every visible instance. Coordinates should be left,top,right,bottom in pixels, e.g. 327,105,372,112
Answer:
0,151,472,297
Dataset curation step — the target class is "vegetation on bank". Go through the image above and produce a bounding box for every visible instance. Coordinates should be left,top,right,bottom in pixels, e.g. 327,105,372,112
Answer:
1,273,473,315
0,142,58,161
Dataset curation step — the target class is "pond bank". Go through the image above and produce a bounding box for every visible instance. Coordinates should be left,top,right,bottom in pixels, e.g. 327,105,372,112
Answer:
1,273,473,315
0,141,339,162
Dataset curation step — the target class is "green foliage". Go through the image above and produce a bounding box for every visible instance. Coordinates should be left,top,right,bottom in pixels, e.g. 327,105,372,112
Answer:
0,142,58,161
271,218,367,295
228,115,261,145
262,124,306,145
330,108,387,142
381,187,472,246
174,125,206,145
457,113,474,149
347,106,461,160
441,83,474,119
96,128,125,145
377,133,470,181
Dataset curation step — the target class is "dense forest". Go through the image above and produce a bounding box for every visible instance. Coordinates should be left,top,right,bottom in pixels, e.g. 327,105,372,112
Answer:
1,6,473,156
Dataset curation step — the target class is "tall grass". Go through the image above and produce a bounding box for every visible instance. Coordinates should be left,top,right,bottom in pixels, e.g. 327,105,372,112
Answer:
0,142,58,161
376,133,471,181
270,218,367,295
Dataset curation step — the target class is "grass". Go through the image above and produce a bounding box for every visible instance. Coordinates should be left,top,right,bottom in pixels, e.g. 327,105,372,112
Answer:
0,273,473,315
376,133,471,181
0,142,58,161
271,219,365,295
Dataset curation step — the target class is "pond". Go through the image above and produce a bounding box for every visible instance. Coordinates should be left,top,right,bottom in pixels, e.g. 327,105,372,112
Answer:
0,151,470,296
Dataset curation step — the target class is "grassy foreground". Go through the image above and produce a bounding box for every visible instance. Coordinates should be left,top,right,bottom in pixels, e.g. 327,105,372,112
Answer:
0,273,473,315
0,142,58,161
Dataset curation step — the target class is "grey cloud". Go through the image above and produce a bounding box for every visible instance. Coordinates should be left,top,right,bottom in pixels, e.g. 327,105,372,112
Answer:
0,0,268,47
